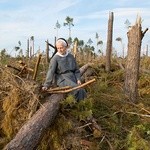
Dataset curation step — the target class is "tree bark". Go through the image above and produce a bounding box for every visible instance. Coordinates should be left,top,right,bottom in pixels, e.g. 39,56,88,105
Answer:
4,94,64,150
73,40,77,58
46,39,50,64
105,12,114,72
79,63,93,76
33,54,42,81
4,64,91,150
26,39,29,58
124,16,148,103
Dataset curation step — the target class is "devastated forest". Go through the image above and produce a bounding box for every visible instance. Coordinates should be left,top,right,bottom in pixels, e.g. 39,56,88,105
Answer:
0,16,150,150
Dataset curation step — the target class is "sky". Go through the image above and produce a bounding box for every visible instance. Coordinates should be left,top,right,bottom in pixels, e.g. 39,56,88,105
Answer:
0,0,150,57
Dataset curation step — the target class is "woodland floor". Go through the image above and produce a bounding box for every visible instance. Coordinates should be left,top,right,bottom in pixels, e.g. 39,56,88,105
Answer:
0,56,150,150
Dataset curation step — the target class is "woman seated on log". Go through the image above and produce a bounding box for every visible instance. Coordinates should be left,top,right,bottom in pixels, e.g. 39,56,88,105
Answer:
42,38,87,101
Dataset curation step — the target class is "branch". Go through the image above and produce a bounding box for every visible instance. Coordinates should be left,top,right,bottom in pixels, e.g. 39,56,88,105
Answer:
126,111,150,118
77,123,92,129
45,41,56,49
142,28,148,39
17,60,34,72
48,86,71,92
33,54,42,80
47,78,96,94
5,65,21,72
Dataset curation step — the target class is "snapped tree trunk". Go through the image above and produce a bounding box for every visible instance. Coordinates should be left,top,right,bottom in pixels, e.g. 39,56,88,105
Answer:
46,39,50,64
124,16,148,103
4,64,91,150
73,40,77,58
146,44,148,56
33,54,42,81
105,12,114,72
26,39,29,58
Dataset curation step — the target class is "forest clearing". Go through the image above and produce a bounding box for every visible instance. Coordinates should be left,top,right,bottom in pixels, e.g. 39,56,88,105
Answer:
0,14,150,150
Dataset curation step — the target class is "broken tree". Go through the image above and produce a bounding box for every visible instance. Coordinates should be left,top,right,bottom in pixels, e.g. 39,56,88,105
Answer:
124,16,148,103
105,11,114,72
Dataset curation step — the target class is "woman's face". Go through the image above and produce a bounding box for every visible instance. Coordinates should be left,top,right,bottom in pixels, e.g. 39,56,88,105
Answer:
56,42,67,55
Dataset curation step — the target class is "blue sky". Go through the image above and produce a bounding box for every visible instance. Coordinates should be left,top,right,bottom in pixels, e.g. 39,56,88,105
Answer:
0,0,150,56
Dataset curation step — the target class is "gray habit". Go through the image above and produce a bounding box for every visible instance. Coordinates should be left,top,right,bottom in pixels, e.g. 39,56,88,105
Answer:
43,53,86,101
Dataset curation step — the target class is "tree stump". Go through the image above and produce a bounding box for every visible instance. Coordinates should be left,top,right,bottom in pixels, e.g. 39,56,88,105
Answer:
124,16,148,103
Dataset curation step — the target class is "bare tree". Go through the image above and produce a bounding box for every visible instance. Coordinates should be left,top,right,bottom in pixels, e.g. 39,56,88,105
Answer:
26,39,29,58
106,12,114,72
54,20,61,39
95,32,99,51
116,37,125,58
14,41,23,57
97,40,103,55
46,39,50,64
124,19,131,29
64,16,74,38
146,45,149,56
30,36,34,56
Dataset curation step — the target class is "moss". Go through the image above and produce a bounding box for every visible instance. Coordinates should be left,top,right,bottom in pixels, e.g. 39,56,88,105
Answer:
127,124,150,150
1,88,31,139
1,56,150,149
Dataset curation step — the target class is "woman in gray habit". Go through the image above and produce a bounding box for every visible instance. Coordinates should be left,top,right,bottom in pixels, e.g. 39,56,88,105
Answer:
42,38,86,101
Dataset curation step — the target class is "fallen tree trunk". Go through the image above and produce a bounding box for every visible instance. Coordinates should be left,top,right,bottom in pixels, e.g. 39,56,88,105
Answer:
80,63,94,76
4,63,92,150
4,94,64,150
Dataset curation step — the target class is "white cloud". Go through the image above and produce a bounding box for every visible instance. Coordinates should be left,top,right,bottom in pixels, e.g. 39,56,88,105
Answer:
0,0,150,56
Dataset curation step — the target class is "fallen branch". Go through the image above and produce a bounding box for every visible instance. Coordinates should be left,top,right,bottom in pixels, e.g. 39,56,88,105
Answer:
47,78,96,94
141,108,150,115
5,65,21,72
105,138,114,150
19,66,34,73
48,86,71,92
5,64,34,74
126,111,150,118
18,60,34,73
77,123,92,129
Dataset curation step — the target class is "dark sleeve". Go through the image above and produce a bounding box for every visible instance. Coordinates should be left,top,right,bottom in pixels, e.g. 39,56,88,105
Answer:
43,56,57,88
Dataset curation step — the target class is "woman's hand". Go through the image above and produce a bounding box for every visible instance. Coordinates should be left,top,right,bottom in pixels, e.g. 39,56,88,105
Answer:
42,86,48,91
77,80,81,85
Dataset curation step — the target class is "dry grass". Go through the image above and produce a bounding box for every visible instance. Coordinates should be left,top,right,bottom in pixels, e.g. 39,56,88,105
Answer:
0,56,150,149
0,65,40,147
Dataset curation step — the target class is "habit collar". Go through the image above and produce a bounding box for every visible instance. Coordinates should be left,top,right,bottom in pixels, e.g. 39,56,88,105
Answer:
56,51,69,57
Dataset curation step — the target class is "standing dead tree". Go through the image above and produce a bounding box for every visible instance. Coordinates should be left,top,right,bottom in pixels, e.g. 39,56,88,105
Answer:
33,54,42,81
105,12,114,72
124,16,148,103
26,39,30,58
73,40,77,58
46,39,50,64
4,63,92,150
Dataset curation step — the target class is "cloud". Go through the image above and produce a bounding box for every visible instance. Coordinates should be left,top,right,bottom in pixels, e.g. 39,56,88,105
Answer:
0,0,150,56
0,0,81,55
